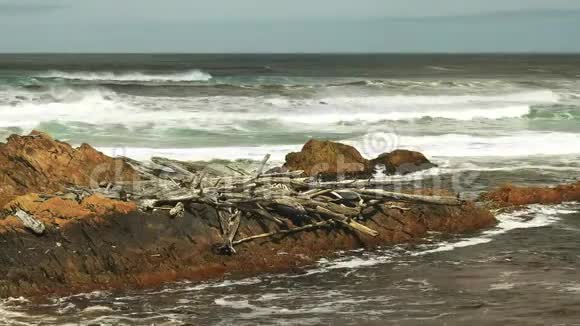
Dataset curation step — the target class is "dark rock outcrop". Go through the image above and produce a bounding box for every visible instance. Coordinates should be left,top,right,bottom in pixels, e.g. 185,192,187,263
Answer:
0,131,138,207
283,139,436,178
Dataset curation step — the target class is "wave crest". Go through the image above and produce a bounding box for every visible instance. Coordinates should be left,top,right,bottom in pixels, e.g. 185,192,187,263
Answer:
36,70,212,82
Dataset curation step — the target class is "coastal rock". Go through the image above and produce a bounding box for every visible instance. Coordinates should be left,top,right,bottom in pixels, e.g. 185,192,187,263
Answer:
0,131,138,207
480,182,580,207
0,199,494,298
0,133,497,299
369,149,437,175
284,140,368,178
283,139,436,178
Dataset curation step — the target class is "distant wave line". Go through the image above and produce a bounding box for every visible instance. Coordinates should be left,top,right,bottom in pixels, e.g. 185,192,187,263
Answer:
35,70,213,82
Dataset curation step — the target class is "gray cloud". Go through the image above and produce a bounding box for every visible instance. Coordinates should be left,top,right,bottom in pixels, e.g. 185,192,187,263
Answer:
4,0,580,22
0,2,64,14
0,0,579,52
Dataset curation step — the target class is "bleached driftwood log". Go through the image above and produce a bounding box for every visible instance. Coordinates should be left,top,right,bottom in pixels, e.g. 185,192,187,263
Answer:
14,209,45,235
169,202,185,218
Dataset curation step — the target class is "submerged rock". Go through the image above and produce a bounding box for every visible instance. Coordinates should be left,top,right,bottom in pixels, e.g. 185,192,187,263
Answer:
0,131,138,207
283,139,436,178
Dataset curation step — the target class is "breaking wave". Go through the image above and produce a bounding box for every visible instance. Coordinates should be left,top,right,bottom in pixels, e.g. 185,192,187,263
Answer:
0,87,559,130
35,70,212,82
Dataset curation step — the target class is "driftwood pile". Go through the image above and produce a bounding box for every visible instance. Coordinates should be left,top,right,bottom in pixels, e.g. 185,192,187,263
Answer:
90,155,465,255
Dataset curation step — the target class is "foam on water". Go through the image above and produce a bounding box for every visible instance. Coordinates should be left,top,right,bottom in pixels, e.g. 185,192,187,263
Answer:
414,204,574,255
81,305,115,314
373,160,580,185
269,105,531,123
167,277,263,293
262,90,556,122
316,90,558,106
214,296,337,318
0,297,56,326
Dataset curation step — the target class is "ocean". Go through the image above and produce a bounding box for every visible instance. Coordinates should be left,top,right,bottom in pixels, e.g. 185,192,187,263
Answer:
1,54,580,325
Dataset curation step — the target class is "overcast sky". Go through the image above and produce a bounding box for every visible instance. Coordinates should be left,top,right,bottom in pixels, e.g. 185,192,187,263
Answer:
1,0,579,52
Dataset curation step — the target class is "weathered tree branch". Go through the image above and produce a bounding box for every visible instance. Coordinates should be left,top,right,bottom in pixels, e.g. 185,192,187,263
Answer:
232,220,334,245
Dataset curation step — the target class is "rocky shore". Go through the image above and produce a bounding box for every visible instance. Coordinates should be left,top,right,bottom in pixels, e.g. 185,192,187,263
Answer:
0,132,577,299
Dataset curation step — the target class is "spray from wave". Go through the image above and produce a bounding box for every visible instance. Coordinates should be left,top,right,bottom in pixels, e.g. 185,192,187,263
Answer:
36,70,212,82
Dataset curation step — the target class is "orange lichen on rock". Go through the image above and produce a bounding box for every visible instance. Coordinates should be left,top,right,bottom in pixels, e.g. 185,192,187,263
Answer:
81,194,137,216
0,131,138,207
0,216,25,233
481,182,580,207
283,139,436,178
0,193,137,230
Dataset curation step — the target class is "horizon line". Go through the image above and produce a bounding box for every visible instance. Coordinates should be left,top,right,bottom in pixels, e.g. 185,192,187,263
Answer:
1,52,580,55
